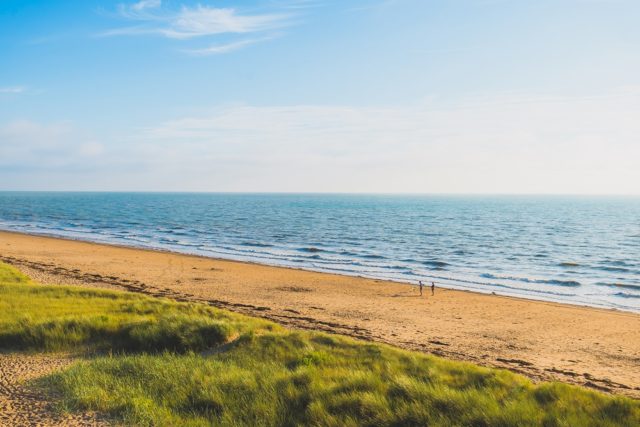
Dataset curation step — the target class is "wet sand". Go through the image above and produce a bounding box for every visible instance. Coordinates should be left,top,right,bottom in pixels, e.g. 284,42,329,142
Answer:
1,230,639,398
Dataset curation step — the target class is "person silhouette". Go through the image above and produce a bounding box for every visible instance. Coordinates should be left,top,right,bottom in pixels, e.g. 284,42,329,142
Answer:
431,282,435,296
418,280,424,296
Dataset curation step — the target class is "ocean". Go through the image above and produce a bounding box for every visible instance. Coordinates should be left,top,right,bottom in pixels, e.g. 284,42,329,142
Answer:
0,192,638,312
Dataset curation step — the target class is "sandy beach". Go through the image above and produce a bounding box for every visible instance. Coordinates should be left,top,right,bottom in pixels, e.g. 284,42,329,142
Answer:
1,229,639,399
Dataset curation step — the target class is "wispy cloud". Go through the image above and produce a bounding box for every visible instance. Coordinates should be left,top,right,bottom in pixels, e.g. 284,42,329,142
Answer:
106,5,288,39
0,120,104,171
184,38,267,56
0,86,27,94
100,1,298,55
133,90,640,193
347,0,399,13
4,90,640,192
131,0,161,12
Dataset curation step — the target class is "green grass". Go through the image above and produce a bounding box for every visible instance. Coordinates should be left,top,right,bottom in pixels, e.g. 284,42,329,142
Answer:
0,264,273,353
1,262,638,426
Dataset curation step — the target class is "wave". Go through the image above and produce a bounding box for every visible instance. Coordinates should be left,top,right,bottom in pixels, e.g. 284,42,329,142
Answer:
363,254,386,260
159,237,180,244
614,292,640,299
272,234,291,239
241,242,274,248
422,260,450,268
595,266,630,273
389,264,412,271
340,251,358,256
480,273,581,287
559,262,580,267
167,230,190,236
594,282,640,291
298,247,323,253
601,260,635,267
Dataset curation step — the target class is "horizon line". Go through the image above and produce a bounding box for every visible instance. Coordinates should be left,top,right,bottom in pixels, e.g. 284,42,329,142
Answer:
1,190,639,197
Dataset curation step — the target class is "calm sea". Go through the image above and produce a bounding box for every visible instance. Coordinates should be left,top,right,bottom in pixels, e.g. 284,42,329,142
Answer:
0,192,638,312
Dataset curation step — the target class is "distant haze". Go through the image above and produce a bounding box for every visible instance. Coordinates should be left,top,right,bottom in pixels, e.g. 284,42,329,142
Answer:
1,0,639,194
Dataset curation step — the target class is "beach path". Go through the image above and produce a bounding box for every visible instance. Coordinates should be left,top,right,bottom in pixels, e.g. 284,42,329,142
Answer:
0,353,107,426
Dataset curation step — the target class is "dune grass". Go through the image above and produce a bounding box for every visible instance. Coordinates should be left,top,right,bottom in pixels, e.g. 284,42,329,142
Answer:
0,264,273,353
1,262,639,426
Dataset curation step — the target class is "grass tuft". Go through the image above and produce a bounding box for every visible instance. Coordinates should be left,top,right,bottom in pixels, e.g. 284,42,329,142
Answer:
0,265,271,353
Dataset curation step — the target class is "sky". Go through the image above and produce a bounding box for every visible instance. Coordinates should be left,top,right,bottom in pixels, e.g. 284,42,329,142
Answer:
1,0,639,194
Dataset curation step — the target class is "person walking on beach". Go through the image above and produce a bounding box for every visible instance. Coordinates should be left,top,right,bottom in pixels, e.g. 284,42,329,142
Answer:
418,280,424,296
431,282,435,296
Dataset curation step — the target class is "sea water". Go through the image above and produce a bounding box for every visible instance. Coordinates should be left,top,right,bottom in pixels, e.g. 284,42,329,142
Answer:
0,192,638,312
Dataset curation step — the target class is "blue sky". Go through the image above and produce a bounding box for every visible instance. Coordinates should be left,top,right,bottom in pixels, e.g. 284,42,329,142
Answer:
1,0,639,193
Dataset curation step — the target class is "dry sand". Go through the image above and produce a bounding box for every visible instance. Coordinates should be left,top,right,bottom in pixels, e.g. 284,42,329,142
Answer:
1,230,639,400
0,352,108,427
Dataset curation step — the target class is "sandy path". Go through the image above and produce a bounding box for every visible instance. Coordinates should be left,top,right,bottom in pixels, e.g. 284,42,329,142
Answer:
0,353,108,427
1,230,640,399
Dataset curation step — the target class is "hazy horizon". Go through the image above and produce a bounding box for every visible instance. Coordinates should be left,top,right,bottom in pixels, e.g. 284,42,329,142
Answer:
2,0,640,194
2,190,640,198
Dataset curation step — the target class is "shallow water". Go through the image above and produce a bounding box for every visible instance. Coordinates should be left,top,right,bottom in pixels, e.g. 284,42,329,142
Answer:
0,192,638,312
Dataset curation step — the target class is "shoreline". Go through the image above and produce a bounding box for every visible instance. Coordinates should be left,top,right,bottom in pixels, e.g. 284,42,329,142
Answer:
1,229,640,398
0,227,634,314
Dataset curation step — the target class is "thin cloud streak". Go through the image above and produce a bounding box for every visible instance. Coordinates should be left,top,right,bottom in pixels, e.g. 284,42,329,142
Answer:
131,0,161,11
0,86,26,94
98,1,296,55
184,38,266,56
102,3,291,40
